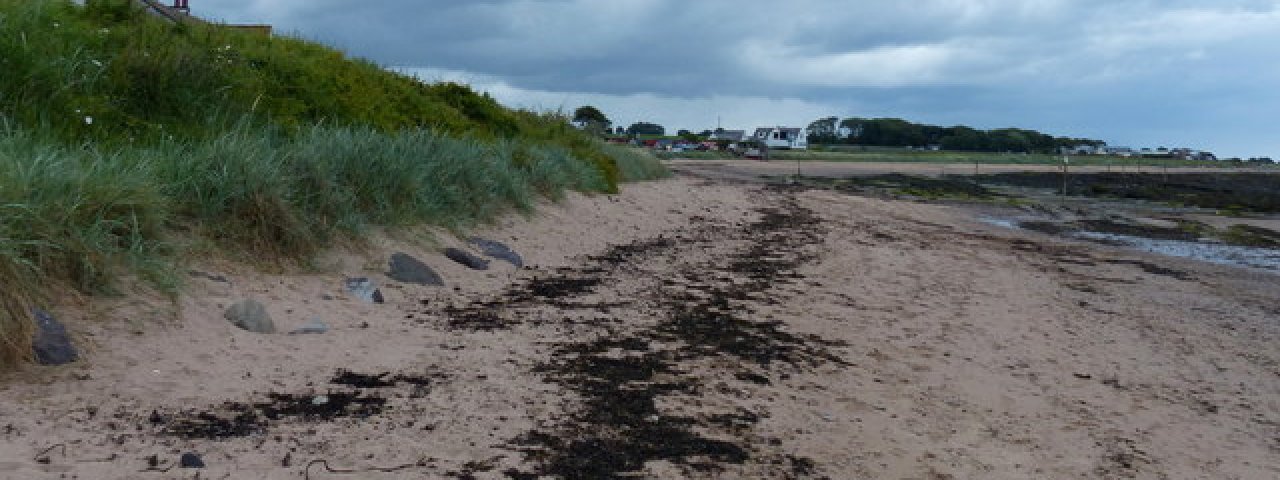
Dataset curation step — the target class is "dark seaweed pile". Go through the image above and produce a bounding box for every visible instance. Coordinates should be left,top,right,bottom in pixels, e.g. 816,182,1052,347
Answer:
161,370,441,440
794,173,1000,200
462,190,845,479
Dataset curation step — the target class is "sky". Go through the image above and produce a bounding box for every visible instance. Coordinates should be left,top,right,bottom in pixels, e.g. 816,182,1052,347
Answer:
196,0,1280,158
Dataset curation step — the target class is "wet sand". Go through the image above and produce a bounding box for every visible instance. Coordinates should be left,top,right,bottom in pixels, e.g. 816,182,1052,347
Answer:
1,169,1278,479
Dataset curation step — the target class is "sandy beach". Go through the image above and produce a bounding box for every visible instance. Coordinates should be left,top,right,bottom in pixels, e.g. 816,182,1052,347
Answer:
1,167,1278,479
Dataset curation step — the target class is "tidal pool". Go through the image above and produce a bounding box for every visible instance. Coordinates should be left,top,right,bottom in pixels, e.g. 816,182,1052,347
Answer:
979,217,1280,273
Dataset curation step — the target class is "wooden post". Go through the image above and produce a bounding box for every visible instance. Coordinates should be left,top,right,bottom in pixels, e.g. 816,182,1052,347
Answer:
1061,155,1070,198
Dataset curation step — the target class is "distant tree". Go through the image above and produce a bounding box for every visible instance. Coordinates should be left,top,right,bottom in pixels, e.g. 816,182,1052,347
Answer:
939,126,984,151
806,116,839,144
830,116,1104,153
699,129,713,137
572,106,611,136
615,126,626,135
626,122,665,136
678,130,701,142
677,129,692,137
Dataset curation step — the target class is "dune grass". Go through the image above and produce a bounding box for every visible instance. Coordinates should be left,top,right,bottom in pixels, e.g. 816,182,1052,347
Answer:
0,121,654,365
0,0,668,367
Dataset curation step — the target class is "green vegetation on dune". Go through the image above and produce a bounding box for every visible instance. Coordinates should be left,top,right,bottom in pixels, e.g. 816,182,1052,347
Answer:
5,0,504,140
0,0,668,366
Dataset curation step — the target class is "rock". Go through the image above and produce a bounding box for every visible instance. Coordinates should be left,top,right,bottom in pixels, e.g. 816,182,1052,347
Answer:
444,247,490,270
288,319,329,335
32,309,78,366
469,237,523,267
179,452,205,468
344,277,384,304
223,300,276,334
387,253,443,286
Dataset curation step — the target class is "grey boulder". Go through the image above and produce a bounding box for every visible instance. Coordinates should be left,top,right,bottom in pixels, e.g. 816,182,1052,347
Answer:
32,309,78,366
444,247,489,270
469,237,523,268
224,299,276,334
289,318,329,335
344,277,385,304
387,253,444,286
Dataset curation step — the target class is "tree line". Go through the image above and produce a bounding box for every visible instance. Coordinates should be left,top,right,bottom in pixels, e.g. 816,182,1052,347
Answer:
572,106,666,136
806,117,1105,154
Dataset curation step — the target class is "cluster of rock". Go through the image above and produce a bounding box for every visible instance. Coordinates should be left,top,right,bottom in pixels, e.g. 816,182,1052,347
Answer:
31,238,522,366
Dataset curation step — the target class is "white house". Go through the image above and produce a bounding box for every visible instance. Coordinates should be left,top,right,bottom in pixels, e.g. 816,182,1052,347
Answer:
753,126,808,150
707,130,746,142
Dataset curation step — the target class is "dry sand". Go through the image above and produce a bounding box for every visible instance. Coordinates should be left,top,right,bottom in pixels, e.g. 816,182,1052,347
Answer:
1,168,1278,479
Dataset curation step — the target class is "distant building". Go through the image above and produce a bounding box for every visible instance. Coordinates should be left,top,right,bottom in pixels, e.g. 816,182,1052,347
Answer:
1061,145,1101,155
110,1,274,34
1105,146,1135,157
753,126,808,150
707,130,746,142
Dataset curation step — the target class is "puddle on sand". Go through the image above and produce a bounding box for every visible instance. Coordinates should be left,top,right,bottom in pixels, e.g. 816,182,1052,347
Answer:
978,216,1018,229
1074,232,1280,272
979,217,1280,273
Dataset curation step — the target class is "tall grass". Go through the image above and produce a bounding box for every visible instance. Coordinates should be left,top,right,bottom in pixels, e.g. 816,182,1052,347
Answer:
607,145,673,182
0,122,653,366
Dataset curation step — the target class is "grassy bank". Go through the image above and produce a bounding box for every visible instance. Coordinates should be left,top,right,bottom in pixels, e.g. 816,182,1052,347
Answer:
0,0,668,366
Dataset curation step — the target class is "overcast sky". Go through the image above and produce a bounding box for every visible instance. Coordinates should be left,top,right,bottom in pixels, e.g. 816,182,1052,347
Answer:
197,0,1279,157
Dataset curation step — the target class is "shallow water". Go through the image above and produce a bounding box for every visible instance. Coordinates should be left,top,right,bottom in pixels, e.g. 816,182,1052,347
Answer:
978,217,1018,229
1073,232,1280,272
978,217,1280,273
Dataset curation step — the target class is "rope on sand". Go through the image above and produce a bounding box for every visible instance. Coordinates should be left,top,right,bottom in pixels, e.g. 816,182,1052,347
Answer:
303,458,429,479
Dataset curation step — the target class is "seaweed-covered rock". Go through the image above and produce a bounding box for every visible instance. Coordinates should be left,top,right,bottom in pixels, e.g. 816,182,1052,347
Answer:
445,247,490,270
32,309,78,366
388,253,444,286
224,299,276,334
469,237,524,267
